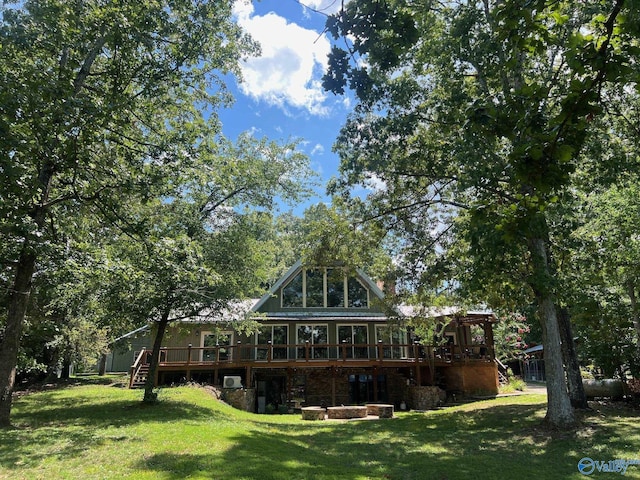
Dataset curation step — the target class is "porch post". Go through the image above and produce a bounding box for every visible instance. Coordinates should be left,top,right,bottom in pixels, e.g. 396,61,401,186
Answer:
485,320,496,359
246,366,252,388
414,342,422,386
186,344,192,382
331,367,336,406
373,366,378,402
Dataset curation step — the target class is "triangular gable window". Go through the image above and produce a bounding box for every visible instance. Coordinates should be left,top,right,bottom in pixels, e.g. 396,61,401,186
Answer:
347,277,368,308
281,268,369,309
282,271,303,307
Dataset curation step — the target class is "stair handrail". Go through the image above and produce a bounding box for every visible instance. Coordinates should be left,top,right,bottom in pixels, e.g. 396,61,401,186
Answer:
129,348,148,389
494,357,509,384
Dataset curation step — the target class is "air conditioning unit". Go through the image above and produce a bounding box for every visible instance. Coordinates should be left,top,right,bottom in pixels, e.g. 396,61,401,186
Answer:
223,376,242,389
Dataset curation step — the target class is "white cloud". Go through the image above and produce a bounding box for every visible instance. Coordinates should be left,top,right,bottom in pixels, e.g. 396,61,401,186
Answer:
233,1,332,116
311,143,325,155
301,0,344,15
245,126,260,137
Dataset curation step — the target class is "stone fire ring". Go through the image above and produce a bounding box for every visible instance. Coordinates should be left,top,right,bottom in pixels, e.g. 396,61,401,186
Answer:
365,403,394,418
301,406,326,420
326,405,368,419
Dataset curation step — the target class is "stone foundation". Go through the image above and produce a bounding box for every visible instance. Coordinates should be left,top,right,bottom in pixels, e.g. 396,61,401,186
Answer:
221,388,256,412
407,386,446,410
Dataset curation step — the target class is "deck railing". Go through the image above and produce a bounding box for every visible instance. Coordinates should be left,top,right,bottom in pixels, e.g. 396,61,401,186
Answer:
135,341,495,368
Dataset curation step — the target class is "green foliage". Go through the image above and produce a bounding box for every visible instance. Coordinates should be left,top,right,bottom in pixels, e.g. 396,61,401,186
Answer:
297,202,389,274
499,369,527,393
0,0,316,413
567,185,640,376
324,0,639,302
323,0,639,426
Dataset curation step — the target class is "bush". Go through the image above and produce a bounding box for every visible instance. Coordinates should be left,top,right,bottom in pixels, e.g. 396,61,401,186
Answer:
500,369,527,393
627,378,640,402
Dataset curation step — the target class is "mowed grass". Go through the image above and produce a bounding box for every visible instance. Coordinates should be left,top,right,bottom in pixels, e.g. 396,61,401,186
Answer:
1,378,639,480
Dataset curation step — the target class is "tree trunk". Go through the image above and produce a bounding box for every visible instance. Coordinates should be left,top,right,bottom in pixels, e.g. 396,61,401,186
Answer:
98,353,107,376
61,357,72,380
558,307,588,409
0,159,54,427
143,309,171,403
0,248,37,427
529,237,576,428
629,283,640,348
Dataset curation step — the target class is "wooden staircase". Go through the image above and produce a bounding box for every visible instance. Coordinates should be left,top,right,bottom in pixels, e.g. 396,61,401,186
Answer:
130,364,149,388
495,358,509,384
129,349,151,388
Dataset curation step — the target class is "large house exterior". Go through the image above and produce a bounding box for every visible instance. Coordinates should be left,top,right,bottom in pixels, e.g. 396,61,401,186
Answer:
111,261,499,411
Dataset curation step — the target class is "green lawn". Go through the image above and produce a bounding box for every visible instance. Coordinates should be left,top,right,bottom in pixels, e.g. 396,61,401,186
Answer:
1,377,639,480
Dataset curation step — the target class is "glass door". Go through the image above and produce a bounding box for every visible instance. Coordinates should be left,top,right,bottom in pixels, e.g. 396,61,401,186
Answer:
201,331,232,362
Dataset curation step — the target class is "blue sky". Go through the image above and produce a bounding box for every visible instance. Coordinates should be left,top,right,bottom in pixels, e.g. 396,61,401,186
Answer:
218,0,353,213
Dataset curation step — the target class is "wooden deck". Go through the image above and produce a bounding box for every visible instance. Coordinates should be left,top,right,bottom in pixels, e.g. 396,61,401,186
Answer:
130,342,495,388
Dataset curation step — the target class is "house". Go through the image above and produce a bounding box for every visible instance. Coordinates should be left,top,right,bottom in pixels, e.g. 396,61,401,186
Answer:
112,261,499,411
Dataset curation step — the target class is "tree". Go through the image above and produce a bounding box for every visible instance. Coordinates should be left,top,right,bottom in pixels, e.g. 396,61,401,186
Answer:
121,135,312,403
567,182,640,378
0,0,255,426
323,0,639,428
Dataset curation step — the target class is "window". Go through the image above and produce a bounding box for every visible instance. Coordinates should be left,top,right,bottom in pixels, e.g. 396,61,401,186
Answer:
305,268,324,307
376,325,407,359
281,268,370,309
282,271,303,307
201,331,232,362
347,277,368,308
326,268,345,307
296,324,328,359
256,325,289,360
338,325,369,359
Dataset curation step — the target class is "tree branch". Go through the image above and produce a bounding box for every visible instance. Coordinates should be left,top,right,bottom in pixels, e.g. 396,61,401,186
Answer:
74,35,108,94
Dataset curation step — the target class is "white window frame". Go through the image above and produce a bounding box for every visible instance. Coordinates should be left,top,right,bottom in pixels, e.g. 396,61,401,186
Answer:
346,276,370,308
255,324,289,361
337,324,370,359
296,323,329,359
375,325,408,359
200,331,233,362
281,267,370,309
444,332,457,345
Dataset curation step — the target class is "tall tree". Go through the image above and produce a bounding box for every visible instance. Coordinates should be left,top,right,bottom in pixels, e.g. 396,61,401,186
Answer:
0,0,255,426
323,0,639,428
123,135,312,403
567,182,640,378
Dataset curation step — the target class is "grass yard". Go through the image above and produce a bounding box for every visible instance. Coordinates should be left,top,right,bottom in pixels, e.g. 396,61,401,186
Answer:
1,377,639,480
